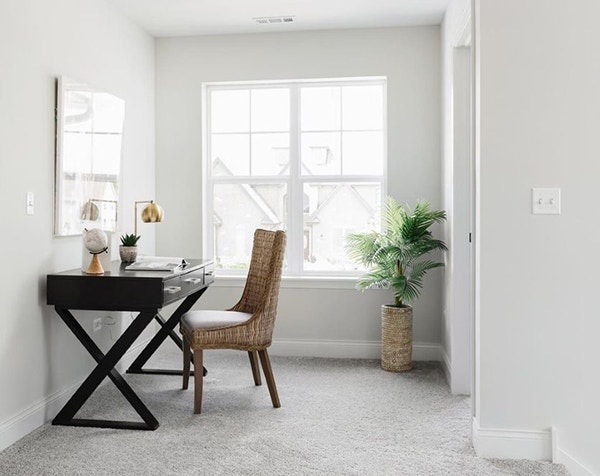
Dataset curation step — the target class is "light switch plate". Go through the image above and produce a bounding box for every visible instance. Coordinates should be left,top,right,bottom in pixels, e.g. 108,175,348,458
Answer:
26,192,34,215
532,188,561,215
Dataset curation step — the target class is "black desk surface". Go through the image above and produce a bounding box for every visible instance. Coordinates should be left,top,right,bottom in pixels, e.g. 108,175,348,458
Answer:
47,259,213,312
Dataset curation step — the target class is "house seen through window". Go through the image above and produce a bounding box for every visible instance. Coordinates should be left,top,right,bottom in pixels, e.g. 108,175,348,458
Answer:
204,78,386,275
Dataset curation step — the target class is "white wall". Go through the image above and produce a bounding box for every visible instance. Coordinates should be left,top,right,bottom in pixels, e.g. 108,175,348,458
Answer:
475,0,600,473
155,27,444,355
0,0,154,450
441,0,472,395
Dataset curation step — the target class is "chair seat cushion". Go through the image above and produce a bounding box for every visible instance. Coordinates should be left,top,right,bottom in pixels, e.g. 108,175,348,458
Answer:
181,310,253,334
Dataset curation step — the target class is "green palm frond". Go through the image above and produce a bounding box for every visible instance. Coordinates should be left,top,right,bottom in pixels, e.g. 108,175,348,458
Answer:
384,196,406,234
408,260,444,278
346,197,447,307
345,232,380,266
356,269,391,291
390,274,420,305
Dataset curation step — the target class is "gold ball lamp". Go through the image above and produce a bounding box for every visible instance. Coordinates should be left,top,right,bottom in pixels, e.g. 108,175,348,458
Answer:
134,200,164,236
141,201,164,223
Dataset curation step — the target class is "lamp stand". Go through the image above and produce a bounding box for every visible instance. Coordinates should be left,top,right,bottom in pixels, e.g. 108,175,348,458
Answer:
134,201,152,236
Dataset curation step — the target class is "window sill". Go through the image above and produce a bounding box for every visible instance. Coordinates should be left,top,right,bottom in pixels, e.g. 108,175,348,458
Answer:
211,275,388,290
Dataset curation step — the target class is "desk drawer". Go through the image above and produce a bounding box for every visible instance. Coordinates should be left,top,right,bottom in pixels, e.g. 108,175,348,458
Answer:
47,275,164,311
162,269,207,305
179,265,213,286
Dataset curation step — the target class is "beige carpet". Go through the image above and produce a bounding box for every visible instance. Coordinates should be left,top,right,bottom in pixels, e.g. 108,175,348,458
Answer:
0,345,568,475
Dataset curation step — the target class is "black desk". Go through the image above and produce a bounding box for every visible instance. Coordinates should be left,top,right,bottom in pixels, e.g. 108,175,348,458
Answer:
46,259,213,430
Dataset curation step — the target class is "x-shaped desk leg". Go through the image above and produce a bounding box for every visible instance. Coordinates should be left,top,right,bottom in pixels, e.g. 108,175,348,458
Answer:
53,308,159,430
127,287,208,376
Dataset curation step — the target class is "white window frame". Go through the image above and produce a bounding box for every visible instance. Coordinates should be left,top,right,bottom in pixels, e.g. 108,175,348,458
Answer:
202,77,387,278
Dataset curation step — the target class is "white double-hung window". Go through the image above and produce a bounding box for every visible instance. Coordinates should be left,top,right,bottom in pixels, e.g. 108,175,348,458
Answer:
204,77,386,276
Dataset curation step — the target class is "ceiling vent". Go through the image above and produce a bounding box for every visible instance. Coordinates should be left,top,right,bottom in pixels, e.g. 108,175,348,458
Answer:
253,16,295,25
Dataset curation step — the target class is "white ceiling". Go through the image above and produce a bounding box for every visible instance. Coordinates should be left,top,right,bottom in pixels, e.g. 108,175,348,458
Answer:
106,0,451,37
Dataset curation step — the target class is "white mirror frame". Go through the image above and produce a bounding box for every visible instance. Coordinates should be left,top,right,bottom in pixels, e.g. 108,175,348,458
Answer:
54,76,125,236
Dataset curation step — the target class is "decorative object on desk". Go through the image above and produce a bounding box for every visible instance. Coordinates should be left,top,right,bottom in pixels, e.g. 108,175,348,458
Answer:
116,201,163,263
81,231,112,273
125,256,186,271
83,228,109,275
134,200,164,236
119,233,140,263
346,197,446,372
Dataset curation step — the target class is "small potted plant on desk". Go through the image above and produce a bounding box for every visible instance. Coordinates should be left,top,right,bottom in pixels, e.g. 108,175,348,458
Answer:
346,197,447,372
119,233,140,263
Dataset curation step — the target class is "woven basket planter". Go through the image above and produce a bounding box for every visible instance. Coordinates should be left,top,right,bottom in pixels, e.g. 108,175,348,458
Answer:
381,304,413,372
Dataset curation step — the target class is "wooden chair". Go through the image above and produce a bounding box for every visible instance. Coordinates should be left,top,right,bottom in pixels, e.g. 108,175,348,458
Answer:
181,229,287,414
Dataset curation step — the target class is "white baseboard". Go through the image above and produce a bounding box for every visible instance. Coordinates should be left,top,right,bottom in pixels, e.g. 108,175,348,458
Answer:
270,338,442,361
442,349,471,395
471,417,552,461
0,380,80,453
557,448,597,476
473,419,597,474
0,337,153,453
441,348,452,387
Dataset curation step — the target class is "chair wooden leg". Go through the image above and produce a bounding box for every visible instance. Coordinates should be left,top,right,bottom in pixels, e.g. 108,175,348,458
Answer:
193,349,204,414
257,349,280,408
182,337,191,390
248,351,262,386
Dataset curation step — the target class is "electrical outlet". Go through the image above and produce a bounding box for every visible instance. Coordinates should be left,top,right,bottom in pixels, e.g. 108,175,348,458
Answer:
103,316,116,326
93,318,102,332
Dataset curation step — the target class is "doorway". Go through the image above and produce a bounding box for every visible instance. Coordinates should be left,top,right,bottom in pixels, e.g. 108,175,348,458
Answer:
448,20,474,397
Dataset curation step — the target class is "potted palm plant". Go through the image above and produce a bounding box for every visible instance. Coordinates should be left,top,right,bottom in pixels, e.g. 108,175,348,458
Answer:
346,197,447,372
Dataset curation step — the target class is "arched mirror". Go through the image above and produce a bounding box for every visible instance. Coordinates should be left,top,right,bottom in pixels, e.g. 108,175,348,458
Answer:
54,76,125,236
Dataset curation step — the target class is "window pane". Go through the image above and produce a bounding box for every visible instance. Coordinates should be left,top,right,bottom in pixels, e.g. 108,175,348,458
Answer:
210,90,249,133
251,133,290,176
303,183,381,271
301,87,341,131
251,88,290,132
213,183,287,270
342,85,384,130
342,131,384,175
211,133,250,176
301,132,341,176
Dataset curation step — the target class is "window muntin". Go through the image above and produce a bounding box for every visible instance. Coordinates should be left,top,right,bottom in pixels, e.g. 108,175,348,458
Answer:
205,78,386,276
